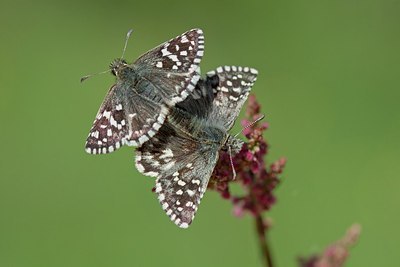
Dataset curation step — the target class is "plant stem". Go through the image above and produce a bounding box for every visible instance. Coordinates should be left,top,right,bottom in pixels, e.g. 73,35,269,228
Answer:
255,215,274,267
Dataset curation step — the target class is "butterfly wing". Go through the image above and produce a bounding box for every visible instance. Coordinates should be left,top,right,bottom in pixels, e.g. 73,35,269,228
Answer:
133,28,205,104
85,85,130,154
135,111,219,228
174,74,218,118
176,66,257,125
207,66,258,130
85,84,171,154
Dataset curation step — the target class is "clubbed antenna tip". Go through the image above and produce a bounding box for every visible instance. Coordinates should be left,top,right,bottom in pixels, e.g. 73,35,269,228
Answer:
79,69,110,83
121,29,134,59
80,75,90,83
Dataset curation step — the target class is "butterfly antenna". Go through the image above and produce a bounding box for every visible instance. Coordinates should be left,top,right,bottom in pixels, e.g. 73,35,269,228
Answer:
228,146,237,180
234,114,265,138
80,69,111,83
121,29,134,59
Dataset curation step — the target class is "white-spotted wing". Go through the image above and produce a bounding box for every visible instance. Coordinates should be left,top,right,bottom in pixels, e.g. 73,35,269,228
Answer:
136,66,258,228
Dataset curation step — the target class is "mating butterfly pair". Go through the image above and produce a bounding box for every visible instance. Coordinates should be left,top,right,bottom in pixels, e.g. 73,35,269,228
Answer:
84,28,258,228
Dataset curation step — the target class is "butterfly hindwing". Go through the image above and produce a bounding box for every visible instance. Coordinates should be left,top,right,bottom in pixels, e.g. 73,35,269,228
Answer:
135,115,219,228
175,74,218,118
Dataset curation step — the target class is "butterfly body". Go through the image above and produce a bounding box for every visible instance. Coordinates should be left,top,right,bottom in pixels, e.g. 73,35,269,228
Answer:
169,104,244,153
136,66,258,228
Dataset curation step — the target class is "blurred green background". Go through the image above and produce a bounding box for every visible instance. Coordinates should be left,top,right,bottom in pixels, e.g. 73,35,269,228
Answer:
1,0,399,266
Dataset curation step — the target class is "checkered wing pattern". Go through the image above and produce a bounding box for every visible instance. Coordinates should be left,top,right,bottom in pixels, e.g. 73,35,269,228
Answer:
135,121,219,228
207,66,258,130
85,85,129,154
85,85,170,154
134,28,205,104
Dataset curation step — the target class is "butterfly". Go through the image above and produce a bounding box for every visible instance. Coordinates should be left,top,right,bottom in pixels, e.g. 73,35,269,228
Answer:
135,66,258,228
85,29,204,154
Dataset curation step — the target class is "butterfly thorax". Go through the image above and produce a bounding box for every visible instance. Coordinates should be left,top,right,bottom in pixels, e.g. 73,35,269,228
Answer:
110,58,131,78
167,107,226,147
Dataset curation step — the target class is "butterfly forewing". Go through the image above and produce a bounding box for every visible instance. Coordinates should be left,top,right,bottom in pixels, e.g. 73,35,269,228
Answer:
86,87,172,154
134,28,205,104
85,85,129,154
207,66,258,130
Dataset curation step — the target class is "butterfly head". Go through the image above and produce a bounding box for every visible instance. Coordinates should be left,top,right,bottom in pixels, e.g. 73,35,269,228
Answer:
110,58,129,77
223,135,244,154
